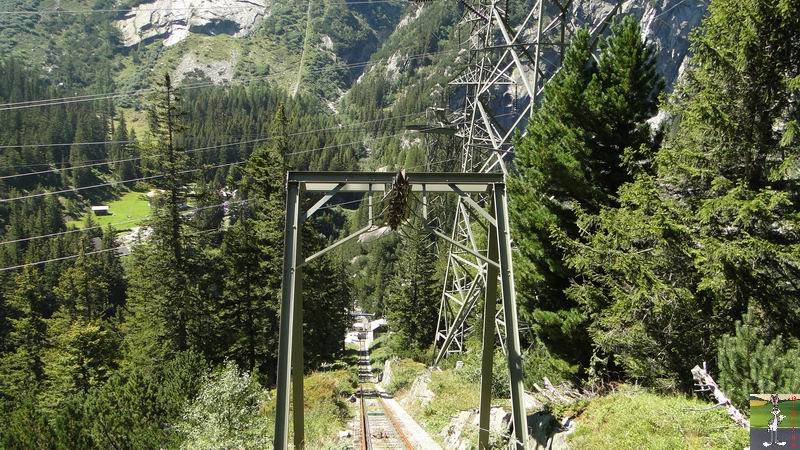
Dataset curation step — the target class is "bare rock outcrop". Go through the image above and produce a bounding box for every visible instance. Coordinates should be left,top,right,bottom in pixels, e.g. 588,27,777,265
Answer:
574,0,708,90
116,0,270,47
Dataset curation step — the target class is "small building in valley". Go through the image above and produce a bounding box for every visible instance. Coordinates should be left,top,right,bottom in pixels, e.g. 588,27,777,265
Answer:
91,205,110,216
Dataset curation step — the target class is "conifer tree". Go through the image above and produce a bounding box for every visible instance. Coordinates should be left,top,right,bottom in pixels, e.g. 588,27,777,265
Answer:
100,227,126,314
216,105,288,377
717,308,800,409
384,222,439,351
53,239,112,320
109,112,129,180
68,118,92,187
511,21,662,366
144,73,191,270
41,238,121,406
119,127,139,181
561,0,800,386
0,268,49,399
584,16,662,195
124,74,197,365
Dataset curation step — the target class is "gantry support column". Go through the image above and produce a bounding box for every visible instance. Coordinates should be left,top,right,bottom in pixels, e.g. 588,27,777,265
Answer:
292,244,305,449
274,180,304,449
494,182,527,450
478,202,499,450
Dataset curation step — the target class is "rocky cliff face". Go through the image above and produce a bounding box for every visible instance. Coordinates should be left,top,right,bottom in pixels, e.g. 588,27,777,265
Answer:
117,0,269,47
113,0,706,97
573,0,708,89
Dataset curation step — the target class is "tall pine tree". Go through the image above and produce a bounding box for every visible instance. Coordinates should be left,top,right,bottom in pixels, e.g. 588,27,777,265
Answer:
510,19,662,367
123,73,198,368
561,0,800,390
384,222,439,352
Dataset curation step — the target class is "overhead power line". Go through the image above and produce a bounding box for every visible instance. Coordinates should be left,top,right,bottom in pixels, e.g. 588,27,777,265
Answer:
0,139,132,150
0,225,226,273
0,48,459,112
0,110,421,154
0,160,245,203
0,154,457,271
0,151,452,248
0,198,249,246
0,128,425,203
0,111,425,178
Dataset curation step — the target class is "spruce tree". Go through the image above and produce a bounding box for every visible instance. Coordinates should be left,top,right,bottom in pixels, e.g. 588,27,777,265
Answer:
561,0,800,387
68,117,92,187
510,21,662,366
41,238,121,407
124,73,196,366
584,16,662,195
213,105,286,378
0,268,49,399
110,112,129,180
118,127,139,181
717,308,800,409
384,222,439,352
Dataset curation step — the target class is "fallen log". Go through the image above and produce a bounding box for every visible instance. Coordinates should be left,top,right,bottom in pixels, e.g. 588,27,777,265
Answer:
691,363,750,428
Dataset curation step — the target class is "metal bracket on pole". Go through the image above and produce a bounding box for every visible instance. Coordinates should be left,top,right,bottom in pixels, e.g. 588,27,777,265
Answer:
300,182,344,223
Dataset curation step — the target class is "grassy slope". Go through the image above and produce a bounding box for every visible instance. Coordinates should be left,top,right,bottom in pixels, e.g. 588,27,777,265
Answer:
67,190,151,231
569,386,749,449
401,367,487,445
263,369,358,449
387,359,749,449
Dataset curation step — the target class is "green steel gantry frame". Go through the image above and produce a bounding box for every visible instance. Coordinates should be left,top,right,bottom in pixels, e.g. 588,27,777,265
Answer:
273,171,527,450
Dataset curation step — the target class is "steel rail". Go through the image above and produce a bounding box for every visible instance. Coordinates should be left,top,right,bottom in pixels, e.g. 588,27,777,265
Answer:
359,386,372,450
377,396,415,450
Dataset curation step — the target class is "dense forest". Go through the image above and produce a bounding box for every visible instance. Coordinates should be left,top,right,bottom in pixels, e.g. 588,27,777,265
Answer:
0,0,797,447
0,65,362,445
510,1,800,407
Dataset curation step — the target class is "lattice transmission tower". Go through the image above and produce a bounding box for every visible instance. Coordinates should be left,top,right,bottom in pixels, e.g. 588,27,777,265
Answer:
433,0,620,365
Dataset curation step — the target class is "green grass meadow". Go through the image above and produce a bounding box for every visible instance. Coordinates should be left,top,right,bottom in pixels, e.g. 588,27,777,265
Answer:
68,190,151,231
569,386,749,449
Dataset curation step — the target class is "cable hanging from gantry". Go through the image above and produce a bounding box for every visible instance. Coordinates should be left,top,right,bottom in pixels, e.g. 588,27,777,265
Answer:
386,169,411,231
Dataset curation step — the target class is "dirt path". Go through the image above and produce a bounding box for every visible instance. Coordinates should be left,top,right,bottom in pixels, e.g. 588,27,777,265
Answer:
292,0,314,97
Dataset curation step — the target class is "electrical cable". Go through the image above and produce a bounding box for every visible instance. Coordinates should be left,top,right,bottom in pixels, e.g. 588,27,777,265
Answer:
0,111,424,170
0,48,459,112
0,111,425,177
0,153,457,252
1,127,429,203
0,223,229,273
0,199,249,246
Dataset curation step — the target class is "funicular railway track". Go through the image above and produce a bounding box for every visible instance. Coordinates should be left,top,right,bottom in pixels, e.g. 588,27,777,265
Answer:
357,330,414,450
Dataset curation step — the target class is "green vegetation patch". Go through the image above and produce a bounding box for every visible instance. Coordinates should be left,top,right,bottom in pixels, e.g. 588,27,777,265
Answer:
369,333,393,372
262,369,357,448
414,368,483,440
384,358,425,395
569,386,749,450
68,190,151,231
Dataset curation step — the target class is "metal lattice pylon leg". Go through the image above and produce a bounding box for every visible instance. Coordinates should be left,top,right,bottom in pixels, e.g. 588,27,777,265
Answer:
434,0,621,366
